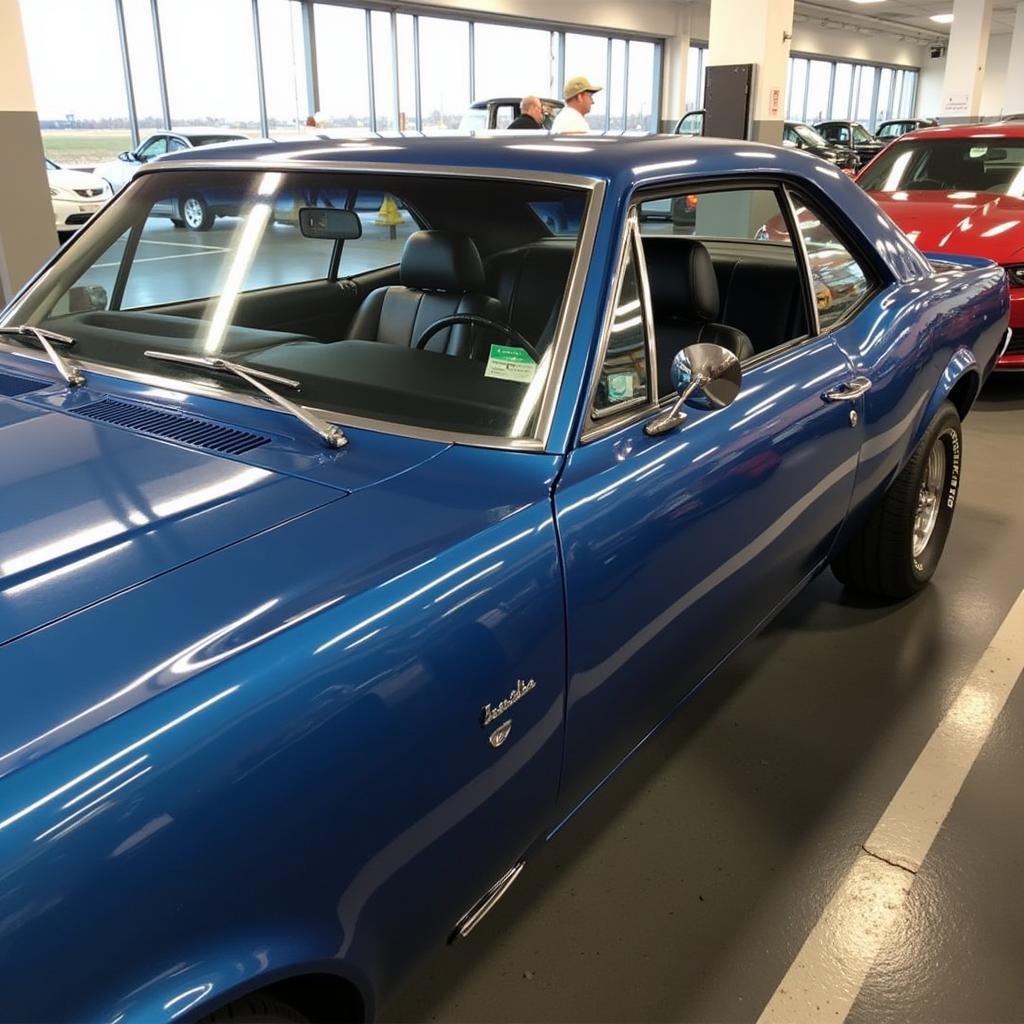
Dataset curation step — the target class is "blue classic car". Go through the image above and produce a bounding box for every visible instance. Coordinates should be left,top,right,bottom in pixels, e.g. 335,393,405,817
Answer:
0,136,1009,1022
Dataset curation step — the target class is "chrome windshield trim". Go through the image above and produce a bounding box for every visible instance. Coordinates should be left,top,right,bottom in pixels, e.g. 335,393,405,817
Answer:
2,162,604,455
133,157,604,192
0,346,547,452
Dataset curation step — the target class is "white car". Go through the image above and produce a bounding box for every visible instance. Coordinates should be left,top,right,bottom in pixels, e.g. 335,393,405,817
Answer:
45,158,111,235
93,130,249,193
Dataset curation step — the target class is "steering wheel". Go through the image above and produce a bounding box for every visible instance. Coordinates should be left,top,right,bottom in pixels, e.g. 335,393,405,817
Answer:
413,314,542,363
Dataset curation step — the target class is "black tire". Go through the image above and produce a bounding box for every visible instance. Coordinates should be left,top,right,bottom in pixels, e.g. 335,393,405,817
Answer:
199,993,309,1023
181,194,214,231
830,401,962,600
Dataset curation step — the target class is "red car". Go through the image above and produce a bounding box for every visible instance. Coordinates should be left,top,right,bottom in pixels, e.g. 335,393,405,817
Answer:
857,122,1024,370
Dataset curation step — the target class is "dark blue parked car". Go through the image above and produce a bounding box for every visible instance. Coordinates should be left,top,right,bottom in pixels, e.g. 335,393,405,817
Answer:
0,135,1009,1022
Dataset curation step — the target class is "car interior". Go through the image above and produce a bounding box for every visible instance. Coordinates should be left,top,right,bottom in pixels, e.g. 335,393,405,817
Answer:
24,171,824,437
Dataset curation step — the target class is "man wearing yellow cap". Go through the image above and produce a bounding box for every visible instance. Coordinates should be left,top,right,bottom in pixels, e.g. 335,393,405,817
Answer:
551,75,602,134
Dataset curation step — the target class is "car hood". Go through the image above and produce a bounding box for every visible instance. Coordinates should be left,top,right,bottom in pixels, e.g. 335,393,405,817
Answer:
868,190,1024,263
0,441,558,784
46,168,109,192
0,395,439,649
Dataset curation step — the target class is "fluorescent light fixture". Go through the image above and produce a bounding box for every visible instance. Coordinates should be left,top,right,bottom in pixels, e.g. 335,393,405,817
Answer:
930,13,954,23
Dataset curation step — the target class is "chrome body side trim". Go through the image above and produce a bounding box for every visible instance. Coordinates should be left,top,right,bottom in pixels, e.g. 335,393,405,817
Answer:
450,860,526,940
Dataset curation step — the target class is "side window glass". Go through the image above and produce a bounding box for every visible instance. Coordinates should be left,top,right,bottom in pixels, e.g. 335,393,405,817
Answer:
167,138,188,152
637,186,811,366
592,240,650,416
787,191,873,331
139,136,167,160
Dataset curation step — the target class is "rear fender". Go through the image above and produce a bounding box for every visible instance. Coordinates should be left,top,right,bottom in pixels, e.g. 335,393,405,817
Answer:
912,347,978,451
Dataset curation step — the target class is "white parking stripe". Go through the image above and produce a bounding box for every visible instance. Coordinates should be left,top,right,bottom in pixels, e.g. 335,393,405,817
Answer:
95,251,225,268
757,587,1024,1024
137,238,228,251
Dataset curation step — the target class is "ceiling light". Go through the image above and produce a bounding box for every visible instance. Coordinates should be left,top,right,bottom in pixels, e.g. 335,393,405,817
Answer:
930,13,954,23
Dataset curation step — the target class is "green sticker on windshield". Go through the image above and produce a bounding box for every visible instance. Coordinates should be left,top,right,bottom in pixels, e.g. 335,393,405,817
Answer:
485,344,536,384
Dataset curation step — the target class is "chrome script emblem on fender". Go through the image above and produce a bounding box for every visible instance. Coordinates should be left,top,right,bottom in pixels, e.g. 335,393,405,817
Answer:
481,678,536,726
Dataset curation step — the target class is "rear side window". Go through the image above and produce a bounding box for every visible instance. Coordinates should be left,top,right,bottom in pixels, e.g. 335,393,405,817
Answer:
786,192,873,331
636,185,811,369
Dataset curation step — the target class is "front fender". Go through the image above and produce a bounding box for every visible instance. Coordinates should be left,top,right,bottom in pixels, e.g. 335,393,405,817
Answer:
105,947,373,1024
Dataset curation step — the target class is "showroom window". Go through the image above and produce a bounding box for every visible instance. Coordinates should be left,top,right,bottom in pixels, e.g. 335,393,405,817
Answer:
607,39,628,131
686,45,706,112
419,16,471,132
627,41,657,131
474,23,557,113
122,0,166,143
315,4,371,129
564,32,610,129
22,0,131,167
259,0,309,132
785,55,918,131
158,0,261,134
23,1,662,165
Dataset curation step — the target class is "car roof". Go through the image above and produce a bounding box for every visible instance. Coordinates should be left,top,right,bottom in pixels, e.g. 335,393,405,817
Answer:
889,121,1024,140
150,132,827,191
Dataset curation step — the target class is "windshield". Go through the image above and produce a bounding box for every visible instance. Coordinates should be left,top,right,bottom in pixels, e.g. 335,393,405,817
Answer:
876,122,904,139
793,124,828,147
859,136,1024,195
3,168,590,443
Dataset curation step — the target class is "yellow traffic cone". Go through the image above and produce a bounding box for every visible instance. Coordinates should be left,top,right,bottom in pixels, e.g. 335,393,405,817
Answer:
375,194,404,239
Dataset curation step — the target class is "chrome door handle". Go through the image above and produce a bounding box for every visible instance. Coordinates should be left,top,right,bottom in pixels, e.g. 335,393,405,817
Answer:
822,376,872,402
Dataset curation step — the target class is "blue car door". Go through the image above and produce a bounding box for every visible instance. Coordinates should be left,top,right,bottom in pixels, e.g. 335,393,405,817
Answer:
553,188,877,817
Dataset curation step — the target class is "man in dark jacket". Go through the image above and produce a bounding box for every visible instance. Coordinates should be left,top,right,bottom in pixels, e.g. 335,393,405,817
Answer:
508,95,544,129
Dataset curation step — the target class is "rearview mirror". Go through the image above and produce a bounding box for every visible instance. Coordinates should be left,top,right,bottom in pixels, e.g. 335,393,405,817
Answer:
299,207,363,240
644,343,742,436
118,151,133,162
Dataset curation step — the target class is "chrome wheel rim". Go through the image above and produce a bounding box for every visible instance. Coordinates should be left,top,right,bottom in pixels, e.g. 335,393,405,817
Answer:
913,439,947,557
183,198,203,227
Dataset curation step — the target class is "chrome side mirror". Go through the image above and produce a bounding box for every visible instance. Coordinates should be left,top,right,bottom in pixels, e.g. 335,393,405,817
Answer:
644,343,742,437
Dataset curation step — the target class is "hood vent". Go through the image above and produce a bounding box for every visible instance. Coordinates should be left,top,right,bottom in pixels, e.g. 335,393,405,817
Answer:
0,371,49,397
75,398,271,455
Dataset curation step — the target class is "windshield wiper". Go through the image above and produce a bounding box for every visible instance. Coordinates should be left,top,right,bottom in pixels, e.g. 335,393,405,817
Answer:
144,350,347,450
0,325,85,387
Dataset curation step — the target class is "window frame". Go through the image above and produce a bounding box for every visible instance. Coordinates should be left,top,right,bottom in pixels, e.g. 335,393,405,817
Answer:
631,177,820,380
783,184,883,337
580,208,658,443
581,173,888,442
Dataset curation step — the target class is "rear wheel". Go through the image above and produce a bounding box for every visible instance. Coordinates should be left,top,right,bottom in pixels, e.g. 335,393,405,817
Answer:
181,194,214,231
830,401,962,600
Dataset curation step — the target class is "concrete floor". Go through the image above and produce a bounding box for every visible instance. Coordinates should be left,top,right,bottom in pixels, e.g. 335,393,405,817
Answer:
382,374,1024,1023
